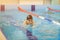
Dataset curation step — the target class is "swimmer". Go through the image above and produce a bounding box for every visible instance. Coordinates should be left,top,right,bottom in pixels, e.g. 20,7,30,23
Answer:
23,15,37,40
23,15,34,26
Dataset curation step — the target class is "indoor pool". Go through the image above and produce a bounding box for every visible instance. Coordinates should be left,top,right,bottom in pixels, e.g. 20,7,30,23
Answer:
0,5,60,40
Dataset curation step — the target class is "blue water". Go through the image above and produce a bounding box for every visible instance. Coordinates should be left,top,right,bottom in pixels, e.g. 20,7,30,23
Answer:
0,5,60,40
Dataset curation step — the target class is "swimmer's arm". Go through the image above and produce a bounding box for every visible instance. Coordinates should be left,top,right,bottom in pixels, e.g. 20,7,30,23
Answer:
23,20,27,27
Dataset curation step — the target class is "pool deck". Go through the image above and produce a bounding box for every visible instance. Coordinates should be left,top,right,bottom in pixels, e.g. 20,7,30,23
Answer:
0,29,7,40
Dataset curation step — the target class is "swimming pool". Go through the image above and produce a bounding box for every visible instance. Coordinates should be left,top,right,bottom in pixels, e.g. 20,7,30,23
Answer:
0,5,60,40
